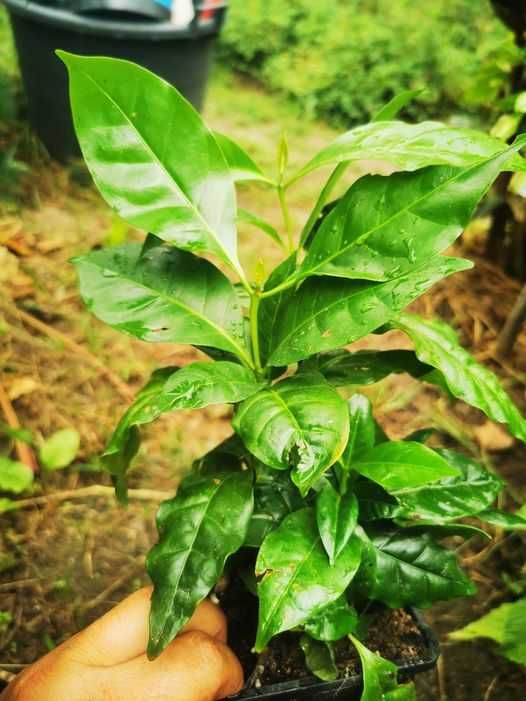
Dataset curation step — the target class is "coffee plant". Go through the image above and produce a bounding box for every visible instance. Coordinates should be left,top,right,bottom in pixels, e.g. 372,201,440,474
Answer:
60,52,526,699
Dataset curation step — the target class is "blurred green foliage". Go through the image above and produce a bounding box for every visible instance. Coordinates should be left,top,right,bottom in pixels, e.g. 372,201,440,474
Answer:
0,7,18,122
219,0,514,126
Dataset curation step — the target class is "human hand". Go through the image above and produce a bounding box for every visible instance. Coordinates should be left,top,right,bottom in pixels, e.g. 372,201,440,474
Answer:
1,587,243,701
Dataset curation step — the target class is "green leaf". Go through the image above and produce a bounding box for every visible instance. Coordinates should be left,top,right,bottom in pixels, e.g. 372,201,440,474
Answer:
373,90,424,122
354,479,399,522
299,143,524,283
357,525,476,608
233,373,349,495
245,462,303,547
349,635,398,701
393,449,503,521
237,208,285,249
39,428,80,471
450,597,526,665
395,521,491,541
302,349,431,387
73,237,251,365
300,635,338,682
255,508,362,651
147,469,253,658
259,253,297,365
450,601,511,645
291,121,526,183
195,434,248,474
59,53,245,278
0,457,33,494
391,313,526,442
339,394,376,471
476,508,526,531
104,362,262,500
213,132,272,184
303,597,358,641
316,482,358,564
0,424,33,444
352,442,460,493
266,256,471,366
502,598,526,665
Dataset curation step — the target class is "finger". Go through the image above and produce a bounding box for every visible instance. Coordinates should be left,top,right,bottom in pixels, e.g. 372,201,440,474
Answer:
102,630,243,701
70,587,227,666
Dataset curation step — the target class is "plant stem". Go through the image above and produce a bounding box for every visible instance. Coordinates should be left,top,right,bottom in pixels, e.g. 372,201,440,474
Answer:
299,161,349,246
259,273,299,299
278,184,294,253
250,293,263,375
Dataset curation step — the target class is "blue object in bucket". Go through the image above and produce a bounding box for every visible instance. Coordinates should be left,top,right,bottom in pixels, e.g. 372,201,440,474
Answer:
153,0,171,8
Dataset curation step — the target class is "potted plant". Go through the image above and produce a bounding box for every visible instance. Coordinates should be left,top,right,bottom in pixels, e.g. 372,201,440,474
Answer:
59,51,526,700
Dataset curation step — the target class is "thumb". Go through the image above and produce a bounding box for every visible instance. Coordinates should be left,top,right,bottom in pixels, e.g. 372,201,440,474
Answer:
101,629,244,701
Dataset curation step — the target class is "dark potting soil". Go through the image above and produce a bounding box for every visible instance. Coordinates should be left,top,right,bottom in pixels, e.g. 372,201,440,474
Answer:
217,575,428,689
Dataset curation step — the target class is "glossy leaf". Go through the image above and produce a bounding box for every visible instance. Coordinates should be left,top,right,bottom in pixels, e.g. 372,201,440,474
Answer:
476,508,526,531
373,90,424,122
73,237,251,365
238,208,285,249
354,479,399,522
300,636,338,681
0,457,33,494
255,508,362,651
39,428,80,471
393,449,503,521
316,481,358,564
302,349,430,387
147,469,253,658
357,525,476,608
304,597,358,641
339,394,376,471
503,599,526,665
392,313,526,442
349,635,398,701
245,462,303,547
352,442,460,493
266,256,471,366
103,367,174,500
213,132,272,184
59,53,245,277
299,143,525,283
233,373,349,495
104,363,263,499
291,121,526,183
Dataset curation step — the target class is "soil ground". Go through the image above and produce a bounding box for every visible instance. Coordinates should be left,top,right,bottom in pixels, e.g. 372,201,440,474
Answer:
1,12,526,699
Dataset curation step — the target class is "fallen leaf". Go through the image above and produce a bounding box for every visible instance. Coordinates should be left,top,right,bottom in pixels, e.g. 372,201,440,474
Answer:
8,377,40,400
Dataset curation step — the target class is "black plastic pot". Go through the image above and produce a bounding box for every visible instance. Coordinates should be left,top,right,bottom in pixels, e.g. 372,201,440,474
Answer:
234,610,439,701
3,0,226,161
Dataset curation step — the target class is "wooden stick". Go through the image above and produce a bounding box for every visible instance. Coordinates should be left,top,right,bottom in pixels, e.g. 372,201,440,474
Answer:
6,306,133,401
2,485,171,513
0,382,37,472
497,283,526,357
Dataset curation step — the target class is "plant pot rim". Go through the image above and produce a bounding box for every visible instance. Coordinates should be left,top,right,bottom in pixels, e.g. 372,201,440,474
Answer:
2,0,222,40
232,609,439,700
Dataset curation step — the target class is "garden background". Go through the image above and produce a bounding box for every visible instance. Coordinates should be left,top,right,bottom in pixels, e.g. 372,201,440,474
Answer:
1,1,526,699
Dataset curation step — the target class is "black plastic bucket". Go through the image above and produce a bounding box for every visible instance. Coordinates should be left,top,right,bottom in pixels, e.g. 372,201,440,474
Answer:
3,0,226,161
